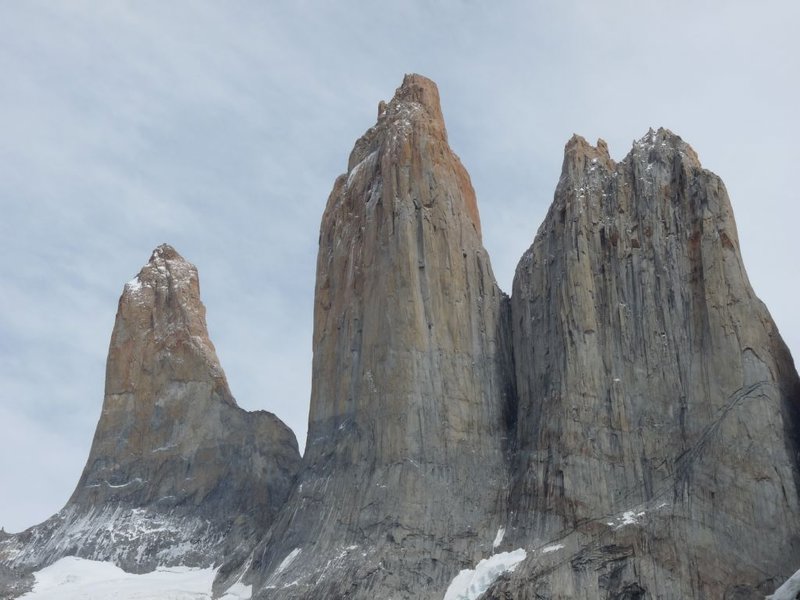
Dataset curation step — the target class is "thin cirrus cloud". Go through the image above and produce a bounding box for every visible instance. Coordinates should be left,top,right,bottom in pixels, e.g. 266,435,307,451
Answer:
1,1,797,532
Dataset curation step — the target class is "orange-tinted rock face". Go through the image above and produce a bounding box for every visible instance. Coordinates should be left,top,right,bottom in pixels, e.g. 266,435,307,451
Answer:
241,74,515,599
309,75,507,460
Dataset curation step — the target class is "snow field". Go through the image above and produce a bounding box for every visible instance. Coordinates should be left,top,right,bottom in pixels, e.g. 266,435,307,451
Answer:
20,556,252,600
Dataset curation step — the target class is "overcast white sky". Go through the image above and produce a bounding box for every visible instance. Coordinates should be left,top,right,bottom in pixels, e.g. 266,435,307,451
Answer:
1,1,797,533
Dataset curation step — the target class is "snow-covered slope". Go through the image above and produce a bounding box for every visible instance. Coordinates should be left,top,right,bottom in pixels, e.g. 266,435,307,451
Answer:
20,557,252,600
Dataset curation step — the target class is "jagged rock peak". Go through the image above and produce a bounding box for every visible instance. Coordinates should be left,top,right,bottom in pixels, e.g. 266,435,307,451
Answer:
631,126,701,166
150,242,181,260
111,242,233,404
0,245,301,582
346,73,481,238
561,127,702,182
562,134,615,174
126,243,194,292
80,241,300,522
377,73,445,130
348,74,447,172
123,243,203,311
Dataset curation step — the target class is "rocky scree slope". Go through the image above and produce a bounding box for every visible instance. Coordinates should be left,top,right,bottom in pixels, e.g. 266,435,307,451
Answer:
0,245,301,593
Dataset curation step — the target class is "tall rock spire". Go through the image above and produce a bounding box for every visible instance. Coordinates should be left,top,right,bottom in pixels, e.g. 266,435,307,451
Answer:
498,129,800,598
236,74,515,599
1,245,301,574
5,80,800,600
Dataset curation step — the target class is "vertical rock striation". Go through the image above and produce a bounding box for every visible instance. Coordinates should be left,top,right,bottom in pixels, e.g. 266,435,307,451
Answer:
1,245,301,576
4,78,800,600
495,129,800,598
236,74,515,599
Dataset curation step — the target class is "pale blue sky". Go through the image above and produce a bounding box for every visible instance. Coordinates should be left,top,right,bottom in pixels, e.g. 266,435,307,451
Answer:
1,1,798,532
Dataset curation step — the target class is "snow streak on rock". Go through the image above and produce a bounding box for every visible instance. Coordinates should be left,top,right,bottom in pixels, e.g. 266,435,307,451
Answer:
443,550,527,600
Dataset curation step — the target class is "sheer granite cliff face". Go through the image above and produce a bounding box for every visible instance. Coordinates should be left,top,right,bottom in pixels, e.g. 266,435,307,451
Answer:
0,245,300,577
218,79,800,600
491,130,800,598
230,74,516,600
3,77,800,600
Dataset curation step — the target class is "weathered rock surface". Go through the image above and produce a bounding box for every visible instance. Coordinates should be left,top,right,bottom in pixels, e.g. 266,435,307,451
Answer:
493,130,800,598
0,245,300,581
3,77,800,600
0,563,31,600
225,74,516,600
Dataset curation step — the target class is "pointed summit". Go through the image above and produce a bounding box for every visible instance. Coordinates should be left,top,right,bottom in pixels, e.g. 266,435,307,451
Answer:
561,134,615,178
1,246,301,575
108,242,233,406
348,74,446,170
150,242,181,260
630,126,701,168
346,73,481,238
236,73,514,600
389,73,445,126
